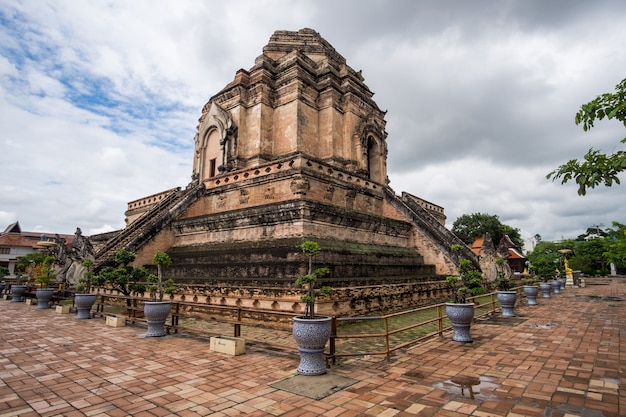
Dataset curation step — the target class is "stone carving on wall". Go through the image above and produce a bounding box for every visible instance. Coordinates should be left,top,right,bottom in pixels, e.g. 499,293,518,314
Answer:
477,232,512,283
495,237,514,279
290,175,310,195
323,185,335,201
239,189,250,204
477,233,498,283
44,227,96,287
346,189,357,209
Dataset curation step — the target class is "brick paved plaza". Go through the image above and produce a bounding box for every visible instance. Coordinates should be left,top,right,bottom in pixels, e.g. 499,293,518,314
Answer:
1,278,624,416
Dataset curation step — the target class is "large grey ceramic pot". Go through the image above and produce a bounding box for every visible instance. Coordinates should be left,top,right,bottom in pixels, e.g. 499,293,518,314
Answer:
539,282,552,298
551,280,561,294
292,315,332,375
497,291,517,317
144,301,171,337
75,294,97,319
35,288,54,309
559,278,566,290
445,303,474,343
10,285,27,302
523,286,539,306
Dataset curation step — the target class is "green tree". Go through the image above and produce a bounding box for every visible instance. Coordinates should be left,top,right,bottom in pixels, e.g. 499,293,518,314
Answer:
93,248,147,306
146,252,175,302
547,77,626,195
34,256,56,288
77,259,95,293
571,238,609,276
295,241,332,318
446,244,486,303
16,252,47,282
452,212,524,250
526,240,561,281
603,221,626,274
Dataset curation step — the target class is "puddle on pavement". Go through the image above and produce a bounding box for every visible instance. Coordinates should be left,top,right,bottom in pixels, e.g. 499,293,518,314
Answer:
546,404,605,417
528,321,557,329
583,295,624,302
433,375,499,400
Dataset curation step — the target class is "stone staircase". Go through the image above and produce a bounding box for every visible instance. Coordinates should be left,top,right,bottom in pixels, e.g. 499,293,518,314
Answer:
94,181,205,269
383,187,479,268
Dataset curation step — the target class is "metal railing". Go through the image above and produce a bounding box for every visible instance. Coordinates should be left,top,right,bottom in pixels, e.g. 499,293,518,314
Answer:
327,287,523,363
86,287,524,364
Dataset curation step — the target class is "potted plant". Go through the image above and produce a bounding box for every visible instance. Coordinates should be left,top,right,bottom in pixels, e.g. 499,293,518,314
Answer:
530,258,555,298
10,275,28,303
12,253,42,302
539,276,552,298
75,259,98,319
143,251,176,337
494,270,517,318
93,248,148,315
445,244,485,343
292,241,333,375
522,275,540,306
34,255,56,309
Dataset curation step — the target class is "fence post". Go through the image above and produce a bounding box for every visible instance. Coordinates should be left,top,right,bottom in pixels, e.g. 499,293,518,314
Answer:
437,304,444,337
234,308,242,337
328,317,337,365
384,316,391,362
171,302,179,334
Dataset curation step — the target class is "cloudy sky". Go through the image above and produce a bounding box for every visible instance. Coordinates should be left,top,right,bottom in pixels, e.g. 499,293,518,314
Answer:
1,0,624,249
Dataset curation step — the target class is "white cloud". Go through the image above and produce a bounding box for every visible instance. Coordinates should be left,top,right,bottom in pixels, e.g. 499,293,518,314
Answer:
0,0,624,247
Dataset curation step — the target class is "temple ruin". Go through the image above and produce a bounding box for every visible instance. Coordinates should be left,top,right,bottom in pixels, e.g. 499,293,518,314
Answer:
89,28,478,315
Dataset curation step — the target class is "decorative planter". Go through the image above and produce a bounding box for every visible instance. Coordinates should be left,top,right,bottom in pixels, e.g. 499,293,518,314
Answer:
0,282,5,296
551,280,561,294
144,301,171,337
497,291,517,317
75,294,97,319
523,285,539,306
559,279,566,290
445,303,475,343
539,282,552,298
35,288,54,309
10,285,27,303
292,315,332,375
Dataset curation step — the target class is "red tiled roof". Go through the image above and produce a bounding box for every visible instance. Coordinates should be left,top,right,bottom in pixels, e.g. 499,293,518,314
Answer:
0,234,41,248
471,237,483,254
508,248,525,259
1,223,75,250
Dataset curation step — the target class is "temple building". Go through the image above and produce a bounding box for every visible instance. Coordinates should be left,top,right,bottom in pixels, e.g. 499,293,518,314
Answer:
90,29,476,297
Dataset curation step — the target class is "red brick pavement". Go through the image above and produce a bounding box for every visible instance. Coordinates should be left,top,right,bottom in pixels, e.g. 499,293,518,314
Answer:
0,277,624,416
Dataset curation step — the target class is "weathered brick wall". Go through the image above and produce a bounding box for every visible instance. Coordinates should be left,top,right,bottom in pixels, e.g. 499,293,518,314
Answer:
137,279,456,317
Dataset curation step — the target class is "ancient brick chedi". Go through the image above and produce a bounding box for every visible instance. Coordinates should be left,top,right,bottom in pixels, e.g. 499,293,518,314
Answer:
92,29,475,290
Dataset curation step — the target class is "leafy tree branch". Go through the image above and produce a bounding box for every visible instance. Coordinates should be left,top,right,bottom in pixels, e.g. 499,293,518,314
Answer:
548,77,626,195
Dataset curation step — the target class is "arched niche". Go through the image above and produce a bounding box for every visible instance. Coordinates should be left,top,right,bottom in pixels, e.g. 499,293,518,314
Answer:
357,118,388,184
193,101,238,182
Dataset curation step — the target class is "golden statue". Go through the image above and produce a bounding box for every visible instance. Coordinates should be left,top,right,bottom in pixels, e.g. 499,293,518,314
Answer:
564,257,573,276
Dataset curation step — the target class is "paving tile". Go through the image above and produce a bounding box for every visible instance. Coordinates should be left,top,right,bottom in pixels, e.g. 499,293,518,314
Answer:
1,277,624,416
